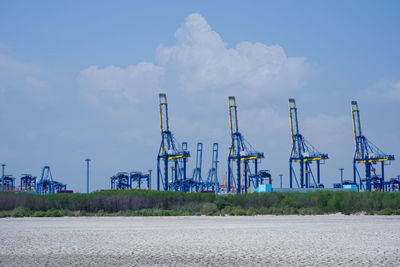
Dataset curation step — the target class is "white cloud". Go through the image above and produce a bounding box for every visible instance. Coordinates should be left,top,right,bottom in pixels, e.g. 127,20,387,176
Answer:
157,13,311,94
78,62,163,105
79,13,312,106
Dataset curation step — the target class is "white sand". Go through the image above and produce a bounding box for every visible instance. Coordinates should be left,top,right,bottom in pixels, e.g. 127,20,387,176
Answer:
0,215,399,266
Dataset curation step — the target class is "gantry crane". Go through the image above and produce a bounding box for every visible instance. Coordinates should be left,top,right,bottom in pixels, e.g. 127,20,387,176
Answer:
20,174,37,192
36,166,55,194
205,143,219,192
351,101,394,191
157,93,190,192
130,170,151,190
289,99,328,188
191,142,203,191
227,96,264,193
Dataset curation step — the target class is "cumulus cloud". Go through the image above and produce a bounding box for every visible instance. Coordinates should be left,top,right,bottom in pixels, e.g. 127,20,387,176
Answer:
79,13,312,106
157,13,311,94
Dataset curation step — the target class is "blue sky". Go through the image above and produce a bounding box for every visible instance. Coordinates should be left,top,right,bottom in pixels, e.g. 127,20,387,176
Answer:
1,0,399,192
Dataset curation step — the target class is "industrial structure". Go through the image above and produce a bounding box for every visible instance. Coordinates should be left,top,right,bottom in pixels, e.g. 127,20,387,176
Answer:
288,98,328,188
130,170,151,190
110,170,151,190
20,174,37,192
111,172,130,190
351,101,395,191
0,175,16,191
384,176,400,192
227,96,265,193
204,143,219,192
36,166,67,194
191,142,203,191
157,93,190,192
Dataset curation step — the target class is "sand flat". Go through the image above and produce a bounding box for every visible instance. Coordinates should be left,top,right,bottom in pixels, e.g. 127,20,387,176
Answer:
0,215,399,266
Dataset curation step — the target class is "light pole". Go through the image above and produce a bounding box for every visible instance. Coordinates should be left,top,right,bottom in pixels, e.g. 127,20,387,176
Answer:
85,159,91,193
279,174,283,189
1,164,5,192
339,168,344,188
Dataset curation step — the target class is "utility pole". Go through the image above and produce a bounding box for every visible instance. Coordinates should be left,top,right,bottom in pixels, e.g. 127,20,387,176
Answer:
279,174,283,189
1,164,5,192
339,168,344,188
85,159,91,193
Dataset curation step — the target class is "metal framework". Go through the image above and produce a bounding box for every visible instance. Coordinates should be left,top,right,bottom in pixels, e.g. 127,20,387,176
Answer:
351,101,395,191
130,170,151,190
20,174,37,192
157,93,190,192
191,142,203,191
37,166,55,194
250,170,271,186
205,143,219,192
36,166,66,194
289,99,328,188
227,96,264,193
111,172,130,190
0,175,16,191
384,177,400,192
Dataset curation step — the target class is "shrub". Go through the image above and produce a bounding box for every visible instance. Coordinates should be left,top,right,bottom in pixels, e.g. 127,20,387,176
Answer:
11,207,32,217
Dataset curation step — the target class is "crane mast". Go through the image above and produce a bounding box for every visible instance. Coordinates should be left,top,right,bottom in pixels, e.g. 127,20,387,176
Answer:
157,93,190,192
205,143,219,192
288,99,328,189
351,101,394,191
227,96,264,193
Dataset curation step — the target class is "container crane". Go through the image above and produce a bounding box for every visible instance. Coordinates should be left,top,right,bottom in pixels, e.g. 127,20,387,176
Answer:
191,142,203,191
288,99,328,188
20,174,36,192
227,96,264,193
130,170,151,190
351,101,394,191
110,172,130,190
205,143,219,192
37,166,55,194
157,93,190,192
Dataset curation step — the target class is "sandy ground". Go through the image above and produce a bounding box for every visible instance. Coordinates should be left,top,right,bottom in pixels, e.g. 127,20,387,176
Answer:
0,215,399,266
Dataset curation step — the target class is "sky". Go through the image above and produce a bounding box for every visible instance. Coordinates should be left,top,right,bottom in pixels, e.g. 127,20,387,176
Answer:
0,0,399,192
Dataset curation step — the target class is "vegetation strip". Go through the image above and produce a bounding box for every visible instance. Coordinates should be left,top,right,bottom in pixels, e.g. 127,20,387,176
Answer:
1,190,400,217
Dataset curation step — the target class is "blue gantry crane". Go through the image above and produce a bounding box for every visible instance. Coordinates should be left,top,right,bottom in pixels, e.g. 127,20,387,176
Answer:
227,96,264,193
157,93,190,192
0,175,16,191
130,170,151,190
36,166,67,194
191,142,203,191
351,101,395,191
20,174,37,192
205,143,219,192
288,99,328,188
111,172,130,190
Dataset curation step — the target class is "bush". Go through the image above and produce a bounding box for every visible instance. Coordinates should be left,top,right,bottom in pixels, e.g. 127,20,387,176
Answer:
11,207,32,217
32,211,47,217
377,208,393,215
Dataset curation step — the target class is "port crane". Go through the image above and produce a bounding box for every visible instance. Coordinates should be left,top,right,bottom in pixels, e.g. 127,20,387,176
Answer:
288,99,328,188
191,142,203,191
351,101,394,191
227,96,264,193
205,143,219,192
157,93,190,192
